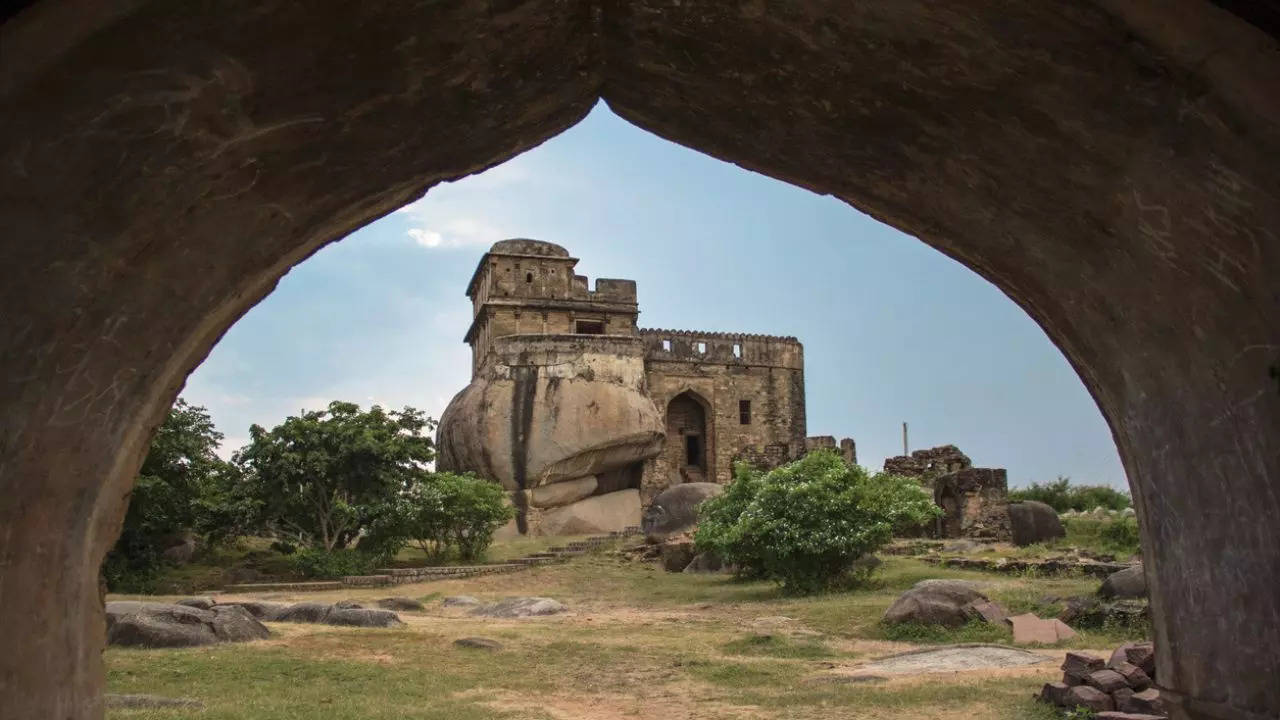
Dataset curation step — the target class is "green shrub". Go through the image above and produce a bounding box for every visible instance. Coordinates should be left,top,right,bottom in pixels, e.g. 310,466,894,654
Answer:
362,472,514,564
290,548,378,579
695,451,941,594
1099,515,1142,554
1061,515,1143,557
1009,476,1130,513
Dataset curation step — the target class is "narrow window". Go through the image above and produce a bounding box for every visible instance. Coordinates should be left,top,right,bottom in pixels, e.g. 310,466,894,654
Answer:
575,319,605,335
739,400,751,425
685,434,701,466
526,272,533,283
732,343,742,358
661,339,671,351
696,341,707,354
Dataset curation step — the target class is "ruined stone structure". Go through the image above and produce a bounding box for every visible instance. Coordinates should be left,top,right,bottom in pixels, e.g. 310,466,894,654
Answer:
3,2,1278,717
437,239,812,535
885,445,1011,541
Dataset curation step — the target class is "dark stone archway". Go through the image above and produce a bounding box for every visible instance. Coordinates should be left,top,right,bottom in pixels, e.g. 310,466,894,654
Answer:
1,2,1276,718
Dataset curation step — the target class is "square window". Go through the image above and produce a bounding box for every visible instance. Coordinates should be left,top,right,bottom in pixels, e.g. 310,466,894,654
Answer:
575,319,605,335
696,341,707,354
732,343,742,358
739,400,751,425
661,339,672,351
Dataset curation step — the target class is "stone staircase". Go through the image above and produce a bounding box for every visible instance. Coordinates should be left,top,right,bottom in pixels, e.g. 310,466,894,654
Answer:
222,526,642,593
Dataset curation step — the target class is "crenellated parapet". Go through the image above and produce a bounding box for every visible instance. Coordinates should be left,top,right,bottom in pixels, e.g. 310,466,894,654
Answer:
639,328,803,369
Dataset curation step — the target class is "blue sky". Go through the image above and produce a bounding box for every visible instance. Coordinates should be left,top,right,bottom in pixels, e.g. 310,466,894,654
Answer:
183,103,1126,490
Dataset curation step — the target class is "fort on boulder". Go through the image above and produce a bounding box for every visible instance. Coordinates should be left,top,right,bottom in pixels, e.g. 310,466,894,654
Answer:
436,239,851,536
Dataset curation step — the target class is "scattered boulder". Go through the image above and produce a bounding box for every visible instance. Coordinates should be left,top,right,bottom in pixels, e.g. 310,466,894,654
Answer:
1007,500,1066,546
454,637,503,651
174,597,215,610
882,579,995,627
660,539,697,572
442,595,481,608
218,601,288,621
471,597,566,618
105,602,269,648
1062,652,1106,681
683,551,728,573
378,597,426,611
1110,642,1156,676
642,482,723,541
1100,564,1147,599
1087,669,1130,694
1118,688,1165,715
1059,595,1149,628
323,607,404,628
105,694,205,710
274,603,331,624
537,489,642,536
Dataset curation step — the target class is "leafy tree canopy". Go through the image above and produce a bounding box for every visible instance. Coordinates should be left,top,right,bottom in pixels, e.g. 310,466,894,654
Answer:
1008,476,1130,513
235,401,436,550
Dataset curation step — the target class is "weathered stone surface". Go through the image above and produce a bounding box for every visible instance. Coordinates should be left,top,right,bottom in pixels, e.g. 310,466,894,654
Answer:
1063,652,1107,677
1111,642,1156,676
274,603,330,624
882,579,988,627
442,596,481,608
683,551,728,574
931,468,1012,541
1039,682,1071,707
642,482,723,541
218,601,288,621
105,602,269,648
1007,501,1066,546
471,597,567,618
174,597,215,610
529,476,598,508
437,336,664,493
1008,613,1075,644
659,540,697,572
1095,712,1166,720
323,607,404,628
1119,688,1166,715
1100,564,1148,600
1064,685,1115,713
1087,668,1130,694
377,597,425,612
1112,661,1153,690
454,637,503,651
2,2,1279,718
537,489,641,536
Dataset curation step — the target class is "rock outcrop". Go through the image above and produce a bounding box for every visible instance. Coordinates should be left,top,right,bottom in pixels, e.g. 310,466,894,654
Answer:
882,579,1002,628
105,603,270,648
1100,564,1148,599
537,489,642,536
1007,501,1066,546
642,482,723,541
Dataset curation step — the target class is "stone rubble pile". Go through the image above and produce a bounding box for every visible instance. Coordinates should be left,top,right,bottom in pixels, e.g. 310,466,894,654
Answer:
1038,644,1166,718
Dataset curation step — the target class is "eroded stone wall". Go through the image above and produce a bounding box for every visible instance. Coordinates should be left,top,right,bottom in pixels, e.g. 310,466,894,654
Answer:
640,330,805,500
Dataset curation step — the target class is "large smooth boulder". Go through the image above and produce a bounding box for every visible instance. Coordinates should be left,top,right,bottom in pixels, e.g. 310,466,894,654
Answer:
105,603,269,648
536,489,641,536
1007,501,1066,546
275,602,404,627
218,601,288,621
882,579,992,627
471,597,567,618
529,476,598,508
1100,564,1147,599
436,335,664,490
642,482,723,541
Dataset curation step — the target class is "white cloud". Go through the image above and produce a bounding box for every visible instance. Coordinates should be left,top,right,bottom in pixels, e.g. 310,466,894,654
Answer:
404,216,504,250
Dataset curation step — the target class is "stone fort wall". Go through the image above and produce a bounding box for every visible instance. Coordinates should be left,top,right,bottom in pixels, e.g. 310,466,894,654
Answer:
638,328,806,501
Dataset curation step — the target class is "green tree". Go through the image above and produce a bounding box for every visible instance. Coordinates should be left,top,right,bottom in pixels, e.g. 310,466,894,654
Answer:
695,450,941,594
1009,476,1130,512
102,399,233,590
364,472,513,563
235,401,436,550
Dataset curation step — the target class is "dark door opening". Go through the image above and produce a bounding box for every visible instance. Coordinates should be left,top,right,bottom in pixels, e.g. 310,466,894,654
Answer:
685,434,702,467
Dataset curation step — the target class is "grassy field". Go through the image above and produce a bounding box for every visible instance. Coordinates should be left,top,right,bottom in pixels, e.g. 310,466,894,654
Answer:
106,547,1147,719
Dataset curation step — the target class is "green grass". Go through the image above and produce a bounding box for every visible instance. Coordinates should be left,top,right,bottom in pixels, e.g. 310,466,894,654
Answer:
106,555,1147,719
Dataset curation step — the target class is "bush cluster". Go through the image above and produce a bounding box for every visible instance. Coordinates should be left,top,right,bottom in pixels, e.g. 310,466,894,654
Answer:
1008,476,1130,513
290,548,379,579
694,450,940,594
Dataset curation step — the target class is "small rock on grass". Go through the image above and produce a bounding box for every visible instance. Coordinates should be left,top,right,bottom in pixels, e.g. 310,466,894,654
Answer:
442,595,481,607
454,637,503,651
378,597,425,611
470,597,566,618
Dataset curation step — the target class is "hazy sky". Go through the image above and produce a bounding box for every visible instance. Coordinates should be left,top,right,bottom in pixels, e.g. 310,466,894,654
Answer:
183,102,1126,490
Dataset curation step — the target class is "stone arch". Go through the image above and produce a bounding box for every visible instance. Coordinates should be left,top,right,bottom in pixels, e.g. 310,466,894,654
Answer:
663,390,715,486
1,2,1278,718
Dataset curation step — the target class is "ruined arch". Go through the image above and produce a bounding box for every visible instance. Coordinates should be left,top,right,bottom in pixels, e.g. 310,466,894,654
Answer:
663,389,715,485
1,2,1278,718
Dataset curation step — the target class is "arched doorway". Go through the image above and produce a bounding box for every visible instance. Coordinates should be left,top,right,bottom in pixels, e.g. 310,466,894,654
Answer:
1,2,1278,718
664,391,712,485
